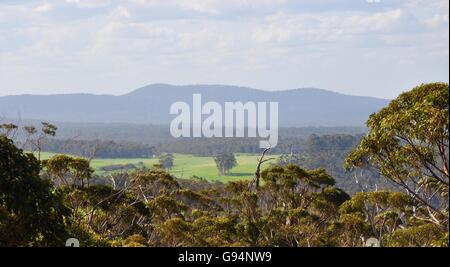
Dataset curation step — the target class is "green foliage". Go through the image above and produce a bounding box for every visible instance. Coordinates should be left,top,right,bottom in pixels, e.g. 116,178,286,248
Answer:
0,123,18,137
278,134,391,195
214,152,238,175
65,221,111,247
158,153,175,170
0,136,70,246
42,154,94,187
41,139,156,158
41,122,57,137
386,224,446,247
346,82,449,229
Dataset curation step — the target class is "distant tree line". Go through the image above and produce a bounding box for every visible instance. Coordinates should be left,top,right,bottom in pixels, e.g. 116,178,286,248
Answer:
0,119,365,146
40,139,156,159
20,131,361,160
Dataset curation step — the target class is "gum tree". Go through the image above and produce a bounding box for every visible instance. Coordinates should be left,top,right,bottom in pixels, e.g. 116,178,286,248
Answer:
345,83,449,229
0,136,69,246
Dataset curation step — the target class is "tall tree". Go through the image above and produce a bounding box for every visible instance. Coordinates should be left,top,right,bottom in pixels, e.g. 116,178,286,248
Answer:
42,155,94,188
345,83,449,229
0,136,69,246
159,153,175,170
214,152,237,175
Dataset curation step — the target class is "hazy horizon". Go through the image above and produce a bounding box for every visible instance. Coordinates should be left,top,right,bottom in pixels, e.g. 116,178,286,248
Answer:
0,0,448,98
0,83,394,99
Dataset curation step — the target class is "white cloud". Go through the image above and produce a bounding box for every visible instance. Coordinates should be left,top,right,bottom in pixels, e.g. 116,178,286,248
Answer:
423,14,449,28
407,0,449,9
253,9,403,45
66,0,111,8
33,3,53,13
0,4,30,23
0,0,448,98
109,5,131,19
131,0,286,14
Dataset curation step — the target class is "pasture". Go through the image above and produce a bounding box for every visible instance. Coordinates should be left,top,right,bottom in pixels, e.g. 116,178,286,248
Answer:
37,152,279,182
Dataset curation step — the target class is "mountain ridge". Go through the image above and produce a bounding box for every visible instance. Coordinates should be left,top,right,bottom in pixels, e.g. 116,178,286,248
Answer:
3,83,389,100
0,84,390,127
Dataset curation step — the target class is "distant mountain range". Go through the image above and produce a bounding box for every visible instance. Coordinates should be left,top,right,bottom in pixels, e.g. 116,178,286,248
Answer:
0,84,390,127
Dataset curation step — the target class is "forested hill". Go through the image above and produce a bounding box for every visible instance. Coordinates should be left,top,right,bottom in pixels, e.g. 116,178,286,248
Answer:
0,84,389,127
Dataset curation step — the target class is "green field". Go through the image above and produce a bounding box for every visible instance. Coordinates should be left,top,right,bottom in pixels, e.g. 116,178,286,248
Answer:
36,152,279,182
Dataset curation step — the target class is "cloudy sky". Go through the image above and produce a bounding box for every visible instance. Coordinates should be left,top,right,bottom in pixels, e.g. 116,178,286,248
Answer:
0,0,448,98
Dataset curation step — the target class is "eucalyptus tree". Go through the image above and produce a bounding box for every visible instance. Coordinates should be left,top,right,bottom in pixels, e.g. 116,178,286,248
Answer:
345,83,449,231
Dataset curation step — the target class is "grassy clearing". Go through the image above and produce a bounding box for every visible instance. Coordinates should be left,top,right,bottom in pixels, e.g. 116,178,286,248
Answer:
36,151,279,182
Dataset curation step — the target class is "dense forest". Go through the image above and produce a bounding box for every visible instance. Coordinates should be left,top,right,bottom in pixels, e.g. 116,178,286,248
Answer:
0,118,366,147
27,135,355,157
41,139,156,159
0,83,448,247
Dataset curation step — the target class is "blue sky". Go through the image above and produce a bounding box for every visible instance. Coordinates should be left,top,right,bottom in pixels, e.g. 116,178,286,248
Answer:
0,0,448,98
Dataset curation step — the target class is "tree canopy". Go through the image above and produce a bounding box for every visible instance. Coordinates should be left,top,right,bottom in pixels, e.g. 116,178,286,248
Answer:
0,136,69,246
345,82,449,232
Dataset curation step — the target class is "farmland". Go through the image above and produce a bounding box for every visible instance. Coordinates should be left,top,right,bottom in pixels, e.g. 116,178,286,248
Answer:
37,152,279,182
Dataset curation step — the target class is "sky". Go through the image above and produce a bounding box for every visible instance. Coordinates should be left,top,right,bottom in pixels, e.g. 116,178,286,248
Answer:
0,0,448,98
